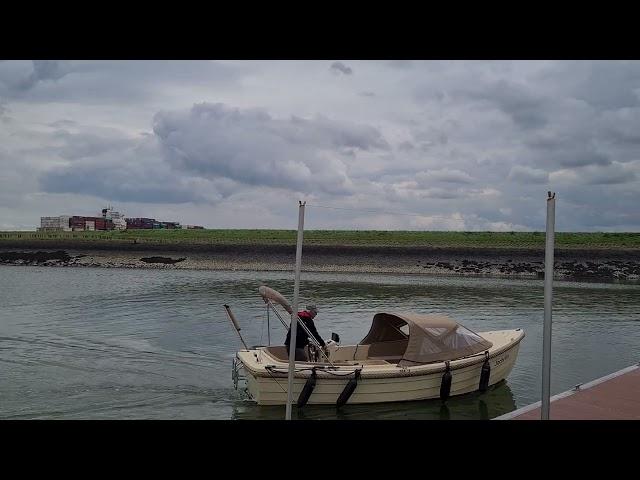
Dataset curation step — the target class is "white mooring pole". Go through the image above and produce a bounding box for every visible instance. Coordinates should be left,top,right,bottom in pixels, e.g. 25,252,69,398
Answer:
541,192,556,420
286,201,306,420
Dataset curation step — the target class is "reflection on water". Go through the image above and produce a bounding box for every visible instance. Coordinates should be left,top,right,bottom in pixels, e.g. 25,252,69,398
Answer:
1,266,639,419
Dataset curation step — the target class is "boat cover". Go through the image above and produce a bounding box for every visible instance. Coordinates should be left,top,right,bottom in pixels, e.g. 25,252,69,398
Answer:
360,312,493,366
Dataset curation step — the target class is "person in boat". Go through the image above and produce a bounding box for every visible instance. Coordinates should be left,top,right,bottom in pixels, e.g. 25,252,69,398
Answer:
284,304,326,361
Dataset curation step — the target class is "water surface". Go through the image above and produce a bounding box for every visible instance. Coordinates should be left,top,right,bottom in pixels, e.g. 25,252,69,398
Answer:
1,266,639,419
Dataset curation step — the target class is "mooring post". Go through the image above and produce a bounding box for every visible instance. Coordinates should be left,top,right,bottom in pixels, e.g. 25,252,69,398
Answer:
286,201,306,420
541,192,556,420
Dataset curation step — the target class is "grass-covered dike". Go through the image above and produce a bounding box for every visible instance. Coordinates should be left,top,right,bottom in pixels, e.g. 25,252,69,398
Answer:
1,229,639,249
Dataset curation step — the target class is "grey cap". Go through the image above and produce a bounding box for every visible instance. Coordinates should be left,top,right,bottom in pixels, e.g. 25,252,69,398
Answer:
306,304,318,313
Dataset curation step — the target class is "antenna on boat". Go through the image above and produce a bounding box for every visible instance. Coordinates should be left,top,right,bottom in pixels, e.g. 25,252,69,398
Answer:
286,201,306,420
541,192,556,420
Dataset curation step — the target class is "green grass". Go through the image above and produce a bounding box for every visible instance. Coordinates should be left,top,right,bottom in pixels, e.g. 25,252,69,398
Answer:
1,229,639,249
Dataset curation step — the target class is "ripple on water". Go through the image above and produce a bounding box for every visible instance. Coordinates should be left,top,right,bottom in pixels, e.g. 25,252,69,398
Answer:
1,266,639,419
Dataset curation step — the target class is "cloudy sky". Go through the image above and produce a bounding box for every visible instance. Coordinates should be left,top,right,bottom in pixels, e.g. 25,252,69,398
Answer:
1,60,639,231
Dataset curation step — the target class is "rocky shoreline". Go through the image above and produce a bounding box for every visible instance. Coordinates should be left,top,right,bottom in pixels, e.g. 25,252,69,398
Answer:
2,245,640,282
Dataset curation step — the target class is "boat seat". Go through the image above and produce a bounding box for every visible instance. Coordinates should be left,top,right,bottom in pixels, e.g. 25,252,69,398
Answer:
264,346,290,362
365,339,408,364
367,355,403,363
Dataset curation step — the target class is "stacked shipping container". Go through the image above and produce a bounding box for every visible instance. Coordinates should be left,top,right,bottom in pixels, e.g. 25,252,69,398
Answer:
39,210,200,231
125,218,181,229
69,216,114,231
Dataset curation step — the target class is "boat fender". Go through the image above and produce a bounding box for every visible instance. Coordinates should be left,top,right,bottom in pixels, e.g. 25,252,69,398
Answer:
440,361,452,401
336,370,361,408
297,368,317,408
479,351,491,392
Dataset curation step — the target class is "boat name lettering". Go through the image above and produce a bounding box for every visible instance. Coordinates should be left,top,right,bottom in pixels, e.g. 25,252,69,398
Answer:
494,355,509,366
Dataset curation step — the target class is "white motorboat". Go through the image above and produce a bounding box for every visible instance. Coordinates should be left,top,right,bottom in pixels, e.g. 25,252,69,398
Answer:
229,285,524,406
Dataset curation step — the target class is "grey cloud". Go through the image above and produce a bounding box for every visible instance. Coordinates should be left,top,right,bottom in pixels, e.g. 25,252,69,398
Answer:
464,80,549,130
398,141,415,151
0,101,9,123
386,60,413,69
40,165,209,204
551,163,638,186
525,134,611,168
49,119,77,128
415,169,473,184
574,62,640,110
152,102,389,194
330,62,353,75
50,129,139,160
413,128,448,146
0,60,246,104
537,61,640,111
0,61,75,93
419,188,466,199
6,60,640,231
545,148,609,168
588,172,636,185
508,166,549,184
600,108,640,145
554,186,640,229
359,91,376,97
35,126,224,204
19,60,73,90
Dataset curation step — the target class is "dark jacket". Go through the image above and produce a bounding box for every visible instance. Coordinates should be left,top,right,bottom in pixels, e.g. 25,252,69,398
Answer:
285,311,325,349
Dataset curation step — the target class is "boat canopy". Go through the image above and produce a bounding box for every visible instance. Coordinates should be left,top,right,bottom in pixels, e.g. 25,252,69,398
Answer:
360,312,493,366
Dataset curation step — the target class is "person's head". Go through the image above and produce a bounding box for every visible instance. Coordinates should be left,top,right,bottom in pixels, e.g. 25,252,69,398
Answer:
306,304,318,319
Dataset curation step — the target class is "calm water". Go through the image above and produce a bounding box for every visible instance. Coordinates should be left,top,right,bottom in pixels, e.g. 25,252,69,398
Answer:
1,266,639,420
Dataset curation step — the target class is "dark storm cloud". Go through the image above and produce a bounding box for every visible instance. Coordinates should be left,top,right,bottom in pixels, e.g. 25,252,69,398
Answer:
330,62,353,75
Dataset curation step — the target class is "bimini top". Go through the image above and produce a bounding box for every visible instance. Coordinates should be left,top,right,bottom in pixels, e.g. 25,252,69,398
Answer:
359,312,493,366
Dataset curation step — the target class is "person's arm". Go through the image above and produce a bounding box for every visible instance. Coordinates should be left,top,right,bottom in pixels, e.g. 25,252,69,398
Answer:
306,319,325,347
